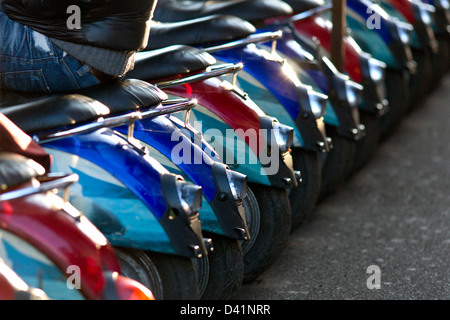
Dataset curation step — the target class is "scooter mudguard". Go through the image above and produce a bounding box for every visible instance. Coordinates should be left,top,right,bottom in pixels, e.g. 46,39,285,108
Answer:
344,0,416,71
42,128,206,259
207,44,329,153
114,115,250,241
290,9,372,81
0,154,122,299
161,77,298,189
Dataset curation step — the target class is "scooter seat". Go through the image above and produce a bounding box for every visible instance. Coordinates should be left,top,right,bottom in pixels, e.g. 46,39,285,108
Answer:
153,0,293,25
73,79,168,113
146,15,256,50
281,0,325,14
125,45,216,81
0,153,46,191
0,79,167,133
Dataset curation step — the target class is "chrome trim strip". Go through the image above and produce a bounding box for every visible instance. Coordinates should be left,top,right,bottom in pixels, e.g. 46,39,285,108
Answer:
0,174,78,202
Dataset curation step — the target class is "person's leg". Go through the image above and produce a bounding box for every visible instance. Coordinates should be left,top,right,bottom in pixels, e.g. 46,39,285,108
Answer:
0,8,100,93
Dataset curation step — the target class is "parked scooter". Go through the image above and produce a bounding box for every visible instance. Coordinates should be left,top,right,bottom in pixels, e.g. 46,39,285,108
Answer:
1,84,209,299
0,151,155,300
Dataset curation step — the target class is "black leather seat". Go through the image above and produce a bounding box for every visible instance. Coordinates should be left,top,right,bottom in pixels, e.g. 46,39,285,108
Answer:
0,153,46,191
126,45,217,81
153,0,293,24
281,0,325,14
0,79,167,133
74,79,168,113
1,94,110,134
146,15,256,50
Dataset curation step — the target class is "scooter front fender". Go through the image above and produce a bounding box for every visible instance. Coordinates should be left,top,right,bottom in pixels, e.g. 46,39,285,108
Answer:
210,45,329,153
115,115,250,240
43,128,207,258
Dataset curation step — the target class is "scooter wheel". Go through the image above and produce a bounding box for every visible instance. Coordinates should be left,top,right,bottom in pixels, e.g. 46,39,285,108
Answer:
193,234,244,300
289,147,321,230
429,36,449,90
318,125,356,202
379,68,409,140
114,247,199,300
242,184,291,283
350,110,380,174
408,48,433,110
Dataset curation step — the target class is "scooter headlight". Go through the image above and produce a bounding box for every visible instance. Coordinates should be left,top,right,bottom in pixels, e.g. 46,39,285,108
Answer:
225,169,247,201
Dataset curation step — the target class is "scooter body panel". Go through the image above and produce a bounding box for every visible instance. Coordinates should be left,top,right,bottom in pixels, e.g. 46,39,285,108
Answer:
42,129,180,255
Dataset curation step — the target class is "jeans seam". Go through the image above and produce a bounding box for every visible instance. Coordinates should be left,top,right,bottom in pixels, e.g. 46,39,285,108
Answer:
59,57,81,90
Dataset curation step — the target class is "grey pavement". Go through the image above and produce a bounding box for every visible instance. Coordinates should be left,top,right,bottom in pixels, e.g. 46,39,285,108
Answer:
237,74,450,300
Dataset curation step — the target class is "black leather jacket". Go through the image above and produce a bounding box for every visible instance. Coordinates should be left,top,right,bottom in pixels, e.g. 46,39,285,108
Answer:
2,0,158,51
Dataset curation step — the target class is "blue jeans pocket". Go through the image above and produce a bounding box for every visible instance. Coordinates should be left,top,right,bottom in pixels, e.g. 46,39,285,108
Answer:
1,69,51,93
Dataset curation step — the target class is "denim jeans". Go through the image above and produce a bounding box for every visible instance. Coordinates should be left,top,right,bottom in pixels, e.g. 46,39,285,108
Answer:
0,5,100,93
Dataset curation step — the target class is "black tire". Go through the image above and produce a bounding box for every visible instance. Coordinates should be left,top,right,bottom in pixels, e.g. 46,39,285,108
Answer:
114,247,199,300
318,125,356,201
379,67,409,141
243,183,291,283
193,234,243,300
288,147,321,230
350,110,380,174
429,36,449,90
408,48,433,110
241,186,261,259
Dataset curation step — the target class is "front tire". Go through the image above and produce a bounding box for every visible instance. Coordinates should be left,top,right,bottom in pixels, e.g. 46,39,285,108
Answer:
288,147,321,230
114,247,199,300
350,110,380,174
243,184,291,283
319,125,356,201
408,48,433,110
379,67,410,140
193,234,244,300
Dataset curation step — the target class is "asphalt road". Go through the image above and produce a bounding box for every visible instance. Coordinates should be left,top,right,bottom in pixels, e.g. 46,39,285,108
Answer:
237,74,450,300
